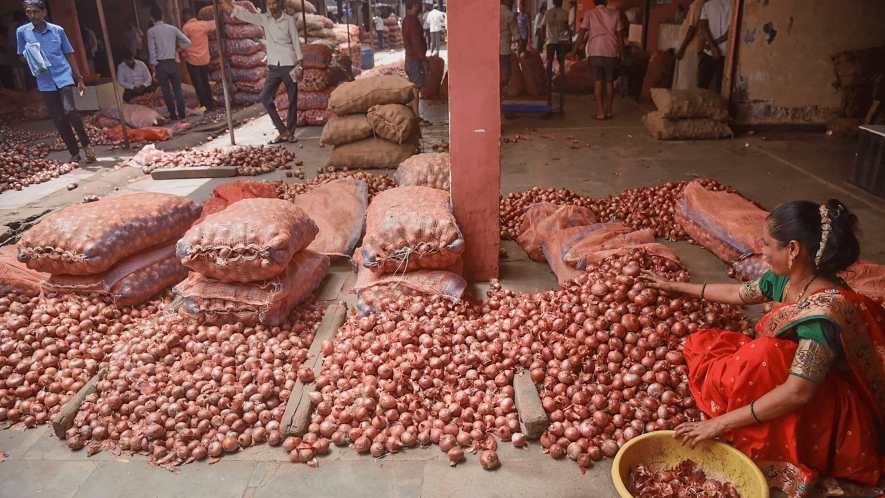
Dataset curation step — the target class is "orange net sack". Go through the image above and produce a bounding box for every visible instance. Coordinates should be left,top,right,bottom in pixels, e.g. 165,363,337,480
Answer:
18,193,201,276
0,246,48,296
394,153,450,191
352,249,465,316
175,250,330,326
292,178,368,260
517,202,598,262
41,243,188,306
177,198,318,283
561,222,655,269
361,186,465,274
842,260,885,303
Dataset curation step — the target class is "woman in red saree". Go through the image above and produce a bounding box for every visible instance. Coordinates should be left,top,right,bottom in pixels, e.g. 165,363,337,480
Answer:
643,199,885,497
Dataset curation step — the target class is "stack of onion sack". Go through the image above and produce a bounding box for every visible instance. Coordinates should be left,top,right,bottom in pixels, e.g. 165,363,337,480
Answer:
384,16,403,48
323,76,420,169
16,193,201,307
420,56,446,99
332,24,361,75
309,290,524,462
482,252,752,468
643,88,733,140
203,1,269,107
61,295,327,465
0,246,48,296
296,13,338,44
275,43,350,127
174,198,330,326
394,152,450,191
353,186,466,315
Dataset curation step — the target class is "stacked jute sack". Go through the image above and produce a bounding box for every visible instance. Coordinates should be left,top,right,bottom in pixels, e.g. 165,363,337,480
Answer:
320,75,421,169
503,48,547,98
295,12,337,44
273,44,351,127
201,1,269,106
332,24,361,75
15,193,201,306
383,17,403,48
517,202,680,287
352,180,466,315
642,88,733,140
174,198,330,325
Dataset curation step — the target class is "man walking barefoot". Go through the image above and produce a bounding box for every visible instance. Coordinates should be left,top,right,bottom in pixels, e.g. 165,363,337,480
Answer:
16,0,95,163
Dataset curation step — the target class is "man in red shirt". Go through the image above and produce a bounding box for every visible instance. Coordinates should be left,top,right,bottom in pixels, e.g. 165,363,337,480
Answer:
402,0,431,125
180,8,218,111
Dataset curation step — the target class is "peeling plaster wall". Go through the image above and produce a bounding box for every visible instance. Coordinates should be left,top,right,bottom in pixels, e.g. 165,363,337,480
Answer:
733,0,885,125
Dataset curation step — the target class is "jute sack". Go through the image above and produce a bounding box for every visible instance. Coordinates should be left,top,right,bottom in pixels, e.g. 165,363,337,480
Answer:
328,75,414,116
366,104,419,144
643,111,733,140
325,135,419,169
320,114,373,145
285,0,316,14
296,13,326,31
650,88,729,121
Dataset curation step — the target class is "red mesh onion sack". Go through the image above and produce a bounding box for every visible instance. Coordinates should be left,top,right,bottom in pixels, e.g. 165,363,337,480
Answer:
302,44,333,69
299,68,331,92
176,198,318,283
0,246,48,296
41,243,188,306
517,202,597,262
230,51,267,68
519,49,547,96
304,109,335,126
677,180,768,262
394,152,450,191
361,186,465,273
175,249,330,326
502,52,525,98
841,260,885,303
561,222,654,269
18,193,201,276
352,249,465,316
292,178,367,260
420,55,446,99
297,87,334,110
199,2,257,23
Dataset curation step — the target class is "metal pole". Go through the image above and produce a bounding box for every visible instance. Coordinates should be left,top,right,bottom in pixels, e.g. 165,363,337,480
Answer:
214,0,236,145
346,0,352,63
368,0,377,51
131,0,141,31
301,3,308,44
95,0,130,149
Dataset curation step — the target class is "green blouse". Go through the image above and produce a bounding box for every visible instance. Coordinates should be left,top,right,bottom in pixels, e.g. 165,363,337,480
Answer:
738,271,841,384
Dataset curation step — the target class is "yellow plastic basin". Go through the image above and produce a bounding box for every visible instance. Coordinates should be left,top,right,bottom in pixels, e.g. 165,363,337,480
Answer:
611,430,769,498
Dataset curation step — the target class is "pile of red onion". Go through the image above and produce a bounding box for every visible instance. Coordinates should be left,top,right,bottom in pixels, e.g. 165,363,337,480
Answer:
141,146,296,176
480,251,752,470
629,459,741,498
62,296,325,467
301,293,524,466
500,180,760,242
0,140,75,192
273,171,396,202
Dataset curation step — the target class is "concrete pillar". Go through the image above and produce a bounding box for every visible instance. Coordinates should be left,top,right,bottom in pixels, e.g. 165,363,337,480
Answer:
447,0,501,280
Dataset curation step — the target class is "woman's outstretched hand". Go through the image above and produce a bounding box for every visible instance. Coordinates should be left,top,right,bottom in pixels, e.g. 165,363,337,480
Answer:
673,419,725,449
640,270,673,291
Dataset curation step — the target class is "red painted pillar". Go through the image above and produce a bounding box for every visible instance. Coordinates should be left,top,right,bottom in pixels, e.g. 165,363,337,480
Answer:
448,0,501,280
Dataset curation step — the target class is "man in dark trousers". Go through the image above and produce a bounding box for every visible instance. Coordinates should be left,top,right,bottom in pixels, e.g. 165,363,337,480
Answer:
16,0,95,163
402,0,431,126
219,0,303,143
147,6,191,122
180,8,218,111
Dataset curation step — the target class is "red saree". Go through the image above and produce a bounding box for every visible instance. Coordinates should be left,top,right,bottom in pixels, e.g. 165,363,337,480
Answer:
684,289,885,497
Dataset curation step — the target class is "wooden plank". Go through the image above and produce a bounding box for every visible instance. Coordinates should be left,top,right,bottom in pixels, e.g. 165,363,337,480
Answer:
52,368,108,438
150,166,238,180
513,372,549,440
280,302,348,438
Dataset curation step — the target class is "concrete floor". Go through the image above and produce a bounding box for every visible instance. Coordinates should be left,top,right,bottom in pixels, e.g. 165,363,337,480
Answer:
1,83,883,498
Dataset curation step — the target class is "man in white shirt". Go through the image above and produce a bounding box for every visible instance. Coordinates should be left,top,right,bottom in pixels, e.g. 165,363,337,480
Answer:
117,49,156,102
698,0,730,93
373,10,385,50
146,6,191,122
425,4,445,56
500,0,520,87
219,0,304,144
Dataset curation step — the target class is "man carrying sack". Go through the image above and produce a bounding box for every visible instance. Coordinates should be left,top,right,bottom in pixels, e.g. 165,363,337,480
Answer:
218,0,303,144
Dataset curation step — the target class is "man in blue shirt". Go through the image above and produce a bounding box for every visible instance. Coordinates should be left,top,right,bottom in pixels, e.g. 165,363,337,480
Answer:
16,0,95,163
